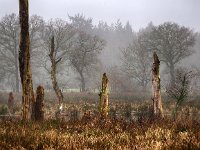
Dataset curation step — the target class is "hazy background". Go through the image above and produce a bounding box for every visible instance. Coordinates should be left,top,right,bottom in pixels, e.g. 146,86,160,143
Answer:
0,0,200,93
0,0,199,32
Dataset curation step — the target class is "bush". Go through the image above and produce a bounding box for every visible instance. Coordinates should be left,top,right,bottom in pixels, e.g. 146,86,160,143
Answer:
0,104,9,115
135,103,153,120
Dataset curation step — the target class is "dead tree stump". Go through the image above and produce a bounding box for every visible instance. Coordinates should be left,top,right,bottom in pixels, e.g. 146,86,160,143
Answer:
152,52,163,117
8,92,14,114
34,86,44,121
99,73,109,118
70,110,78,121
50,36,64,106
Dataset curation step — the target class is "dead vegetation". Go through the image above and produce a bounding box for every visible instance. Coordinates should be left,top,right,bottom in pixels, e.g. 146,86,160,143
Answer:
0,113,199,149
0,91,200,149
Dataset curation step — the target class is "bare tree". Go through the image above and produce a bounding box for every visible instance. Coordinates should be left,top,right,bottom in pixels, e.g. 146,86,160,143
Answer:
67,14,105,91
121,30,152,91
29,15,44,55
108,66,133,93
0,68,5,82
19,0,35,120
50,36,64,105
0,14,20,92
0,14,44,92
148,22,196,83
69,14,93,33
68,31,105,91
166,68,192,118
40,19,74,104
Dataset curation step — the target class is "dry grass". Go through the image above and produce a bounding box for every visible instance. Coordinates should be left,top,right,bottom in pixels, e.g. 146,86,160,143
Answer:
0,117,199,150
0,92,200,149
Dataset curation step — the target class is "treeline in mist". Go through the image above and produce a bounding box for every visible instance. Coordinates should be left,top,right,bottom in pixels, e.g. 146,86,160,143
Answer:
0,13,200,93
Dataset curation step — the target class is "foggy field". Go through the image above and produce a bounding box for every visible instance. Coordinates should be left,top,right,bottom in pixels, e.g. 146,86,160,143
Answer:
0,92,200,149
1,0,200,149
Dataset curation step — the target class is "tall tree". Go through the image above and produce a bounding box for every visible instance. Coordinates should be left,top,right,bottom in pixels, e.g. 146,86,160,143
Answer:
0,68,5,82
166,68,192,119
121,29,152,91
0,14,44,92
68,31,105,91
19,0,35,120
148,22,196,83
29,15,44,55
108,66,133,92
115,19,123,33
69,14,93,33
124,21,133,42
40,19,74,104
0,14,20,92
68,14,105,91
49,36,64,105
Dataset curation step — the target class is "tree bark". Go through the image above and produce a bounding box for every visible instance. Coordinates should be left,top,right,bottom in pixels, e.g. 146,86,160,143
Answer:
19,0,35,120
152,52,163,117
50,36,63,105
169,63,175,84
141,81,148,93
80,72,86,92
99,73,109,118
15,62,20,92
14,41,20,92
34,86,44,121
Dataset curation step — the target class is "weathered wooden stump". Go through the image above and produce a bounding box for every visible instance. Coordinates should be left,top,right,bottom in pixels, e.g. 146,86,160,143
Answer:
99,73,109,118
152,52,163,117
34,86,44,121
8,92,14,114
70,109,79,121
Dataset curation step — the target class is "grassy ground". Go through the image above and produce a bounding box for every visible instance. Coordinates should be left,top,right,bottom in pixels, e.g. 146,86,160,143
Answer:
0,117,199,150
0,92,200,149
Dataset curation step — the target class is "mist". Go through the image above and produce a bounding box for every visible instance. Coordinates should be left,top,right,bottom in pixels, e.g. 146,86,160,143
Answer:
0,0,200,93
0,0,200,31
0,1,200,148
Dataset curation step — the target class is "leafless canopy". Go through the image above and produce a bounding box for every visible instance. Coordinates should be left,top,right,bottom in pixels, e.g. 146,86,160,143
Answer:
148,22,196,82
122,29,152,91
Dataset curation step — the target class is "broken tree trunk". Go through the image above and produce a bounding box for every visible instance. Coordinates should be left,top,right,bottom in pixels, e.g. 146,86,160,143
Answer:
152,52,163,117
49,36,63,105
19,0,35,120
99,73,109,118
34,86,44,121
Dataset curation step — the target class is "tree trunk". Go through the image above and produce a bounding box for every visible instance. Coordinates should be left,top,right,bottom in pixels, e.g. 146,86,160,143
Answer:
50,36,63,105
99,73,109,118
152,52,163,117
34,86,44,121
15,63,20,92
141,81,147,93
14,41,20,92
169,63,175,84
80,72,86,92
19,0,35,120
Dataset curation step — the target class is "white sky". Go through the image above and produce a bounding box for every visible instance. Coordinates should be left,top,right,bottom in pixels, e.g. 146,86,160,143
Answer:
0,0,199,31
